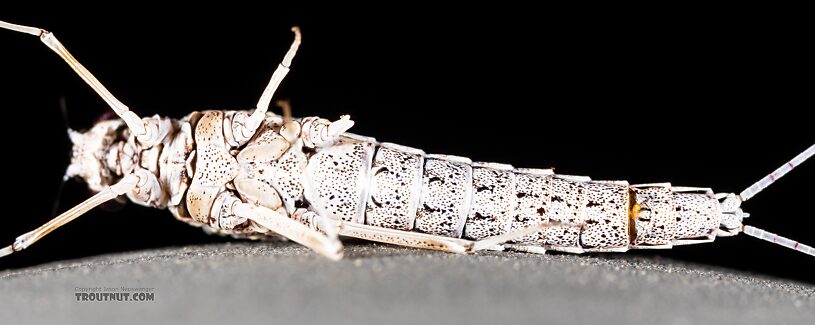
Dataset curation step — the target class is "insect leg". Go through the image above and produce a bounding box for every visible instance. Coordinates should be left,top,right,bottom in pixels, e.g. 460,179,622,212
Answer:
0,173,140,258
0,20,165,145
327,220,573,254
231,202,344,260
299,115,355,148
334,222,473,253
286,210,473,253
230,27,302,145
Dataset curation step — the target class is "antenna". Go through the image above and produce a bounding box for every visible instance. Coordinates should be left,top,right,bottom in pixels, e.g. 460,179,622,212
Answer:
743,226,815,257
738,144,815,256
739,144,815,202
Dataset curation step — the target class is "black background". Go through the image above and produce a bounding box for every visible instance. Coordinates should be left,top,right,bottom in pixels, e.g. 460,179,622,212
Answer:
0,7,812,282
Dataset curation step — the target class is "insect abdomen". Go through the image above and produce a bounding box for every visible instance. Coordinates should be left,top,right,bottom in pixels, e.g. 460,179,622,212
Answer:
365,143,425,231
304,136,724,252
463,162,518,240
414,154,474,237
508,173,632,252
303,134,375,224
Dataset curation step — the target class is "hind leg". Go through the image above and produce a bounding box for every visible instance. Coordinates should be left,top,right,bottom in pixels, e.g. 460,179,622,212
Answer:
227,202,344,260
291,209,575,254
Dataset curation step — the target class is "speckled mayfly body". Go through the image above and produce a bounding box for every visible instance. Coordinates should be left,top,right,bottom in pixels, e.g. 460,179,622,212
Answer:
1,20,812,261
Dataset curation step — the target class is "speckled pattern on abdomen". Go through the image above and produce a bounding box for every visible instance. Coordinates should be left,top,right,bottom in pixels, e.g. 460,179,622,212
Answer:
302,136,725,252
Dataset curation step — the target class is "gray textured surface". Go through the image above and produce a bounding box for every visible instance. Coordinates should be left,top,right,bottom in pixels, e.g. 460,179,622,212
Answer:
1,242,813,325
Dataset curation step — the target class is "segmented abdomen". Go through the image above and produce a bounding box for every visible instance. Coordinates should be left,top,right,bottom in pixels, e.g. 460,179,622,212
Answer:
303,134,723,252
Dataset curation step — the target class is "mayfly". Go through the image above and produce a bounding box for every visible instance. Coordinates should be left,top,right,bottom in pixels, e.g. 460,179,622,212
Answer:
1,20,813,261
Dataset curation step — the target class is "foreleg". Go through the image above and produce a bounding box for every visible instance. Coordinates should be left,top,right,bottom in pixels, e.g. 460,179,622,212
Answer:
0,173,140,258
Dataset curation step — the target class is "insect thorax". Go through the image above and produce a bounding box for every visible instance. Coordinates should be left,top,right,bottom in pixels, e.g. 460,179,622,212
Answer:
66,113,196,213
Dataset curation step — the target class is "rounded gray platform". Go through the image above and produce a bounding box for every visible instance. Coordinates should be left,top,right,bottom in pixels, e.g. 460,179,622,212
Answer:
1,242,812,324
